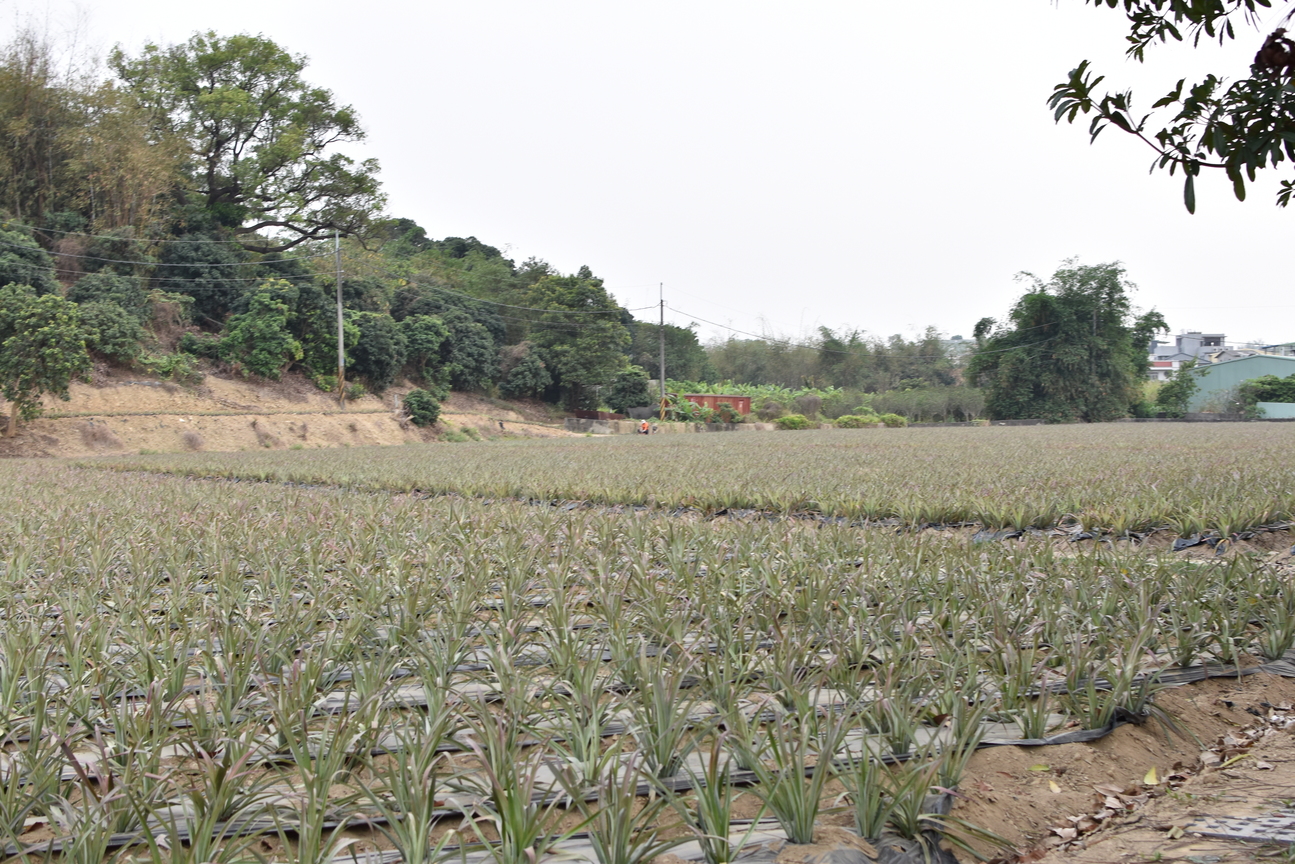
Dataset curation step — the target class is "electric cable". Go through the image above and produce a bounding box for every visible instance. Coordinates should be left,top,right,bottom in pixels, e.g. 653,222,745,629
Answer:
0,236,330,267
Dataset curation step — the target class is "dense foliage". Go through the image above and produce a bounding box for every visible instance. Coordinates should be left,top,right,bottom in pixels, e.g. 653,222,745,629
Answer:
966,261,1166,422
1238,372,1295,412
0,284,89,434
402,388,441,426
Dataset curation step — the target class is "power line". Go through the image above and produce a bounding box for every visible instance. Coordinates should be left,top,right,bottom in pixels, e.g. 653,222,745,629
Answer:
1,220,310,245
0,236,330,267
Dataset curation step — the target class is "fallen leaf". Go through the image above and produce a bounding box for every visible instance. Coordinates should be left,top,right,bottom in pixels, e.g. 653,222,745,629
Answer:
1166,825,1185,839
1051,827,1077,841
1255,760,1274,770
1029,764,1050,772
1049,780,1061,794
1143,766,1158,785
1199,751,1221,766
1104,796,1125,810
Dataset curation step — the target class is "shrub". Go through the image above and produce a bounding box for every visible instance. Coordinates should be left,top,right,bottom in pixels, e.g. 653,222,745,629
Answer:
138,351,202,385
80,301,144,362
1156,360,1200,418
404,389,441,427
606,366,651,414
756,399,787,422
834,414,880,429
219,287,303,380
344,382,367,401
715,402,743,423
500,351,551,398
68,274,150,322
879,413,907,428
774,414,814,430
670,398,716,423
179,331,223,359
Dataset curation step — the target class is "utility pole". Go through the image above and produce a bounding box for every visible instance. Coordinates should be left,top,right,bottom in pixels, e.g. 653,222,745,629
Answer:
658,283,667,421
1092,303,1098,381
335,231,346,409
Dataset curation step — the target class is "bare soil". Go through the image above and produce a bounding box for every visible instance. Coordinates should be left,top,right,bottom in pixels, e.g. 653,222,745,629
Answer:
0,369,573,458
953,673,1295,863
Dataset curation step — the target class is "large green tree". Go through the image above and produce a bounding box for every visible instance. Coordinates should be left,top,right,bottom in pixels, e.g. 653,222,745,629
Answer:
966,261,1166,422
525,273,631,407
111,32,384,249
0,285,90,436
628,321,716,382
1049,0,1295,210
347,311,406,392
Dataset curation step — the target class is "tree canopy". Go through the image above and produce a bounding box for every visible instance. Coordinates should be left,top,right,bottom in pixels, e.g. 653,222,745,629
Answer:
1049,0,1295,210
966,261,1166,422
111,32,384,249
0,284,90,435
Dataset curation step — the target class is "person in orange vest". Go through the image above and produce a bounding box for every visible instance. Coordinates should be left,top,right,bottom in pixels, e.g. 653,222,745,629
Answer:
639,419,650,434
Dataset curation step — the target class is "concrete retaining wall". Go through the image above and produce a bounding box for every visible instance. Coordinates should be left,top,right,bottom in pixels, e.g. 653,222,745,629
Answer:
564,419,776,434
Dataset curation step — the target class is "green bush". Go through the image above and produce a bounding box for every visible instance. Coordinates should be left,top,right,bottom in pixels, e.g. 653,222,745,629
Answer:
500,351,551,398
715,401,745,423
80,301,144,362
834,414,880,429
879,413,907,428
68,274,150,322
179,331,223,359
670,398,716,423
1155,360,1200,418
138,351,202,385
774,413,814,430
314,374,338,393
219,287,303,380
344,382,367,401
606,366,652,414
403,388,441,427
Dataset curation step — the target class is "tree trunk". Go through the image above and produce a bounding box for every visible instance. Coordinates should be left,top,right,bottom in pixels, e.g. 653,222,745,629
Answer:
6,401,16,438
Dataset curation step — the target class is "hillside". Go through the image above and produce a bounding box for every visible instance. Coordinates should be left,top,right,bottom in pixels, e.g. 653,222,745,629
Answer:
0,367,571,459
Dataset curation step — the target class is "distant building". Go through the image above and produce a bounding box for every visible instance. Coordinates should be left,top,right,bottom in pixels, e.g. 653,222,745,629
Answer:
1186,354,1295,413
1148,332,1226,381
682,394,752,416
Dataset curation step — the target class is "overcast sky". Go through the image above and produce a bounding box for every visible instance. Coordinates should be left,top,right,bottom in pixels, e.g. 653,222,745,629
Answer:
4,1,1292,346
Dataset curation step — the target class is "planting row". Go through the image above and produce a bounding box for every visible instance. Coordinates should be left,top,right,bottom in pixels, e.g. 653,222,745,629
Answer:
85,423,1295,533
1,462,1292,863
